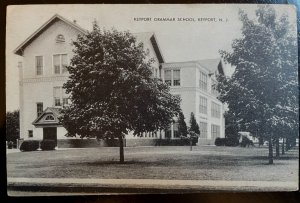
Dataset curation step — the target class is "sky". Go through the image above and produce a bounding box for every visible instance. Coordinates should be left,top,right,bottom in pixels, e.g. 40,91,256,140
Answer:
6,4,297,111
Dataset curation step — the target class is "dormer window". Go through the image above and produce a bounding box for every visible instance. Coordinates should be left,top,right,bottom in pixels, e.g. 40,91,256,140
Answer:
45,115,55,121
56,34,65,43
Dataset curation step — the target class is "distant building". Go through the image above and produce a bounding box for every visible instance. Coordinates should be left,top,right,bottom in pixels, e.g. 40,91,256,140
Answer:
14,14,225,147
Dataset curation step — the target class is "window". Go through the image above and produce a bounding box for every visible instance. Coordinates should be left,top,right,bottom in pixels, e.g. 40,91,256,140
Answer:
37,102,43,117
211,79,218,96
45,115,54,120
173,70,180,86
211,102,221,118
53,54,68,74
173,122,180,138
45,115,55,121
211,124,220,140
28,130,33,138
164,69,181,86
54,87,69,107
199,122,208,139
165,124,172,139
199,96,207,114
35,56,43,75
54,87,61,106
199,71,207,91
53,55,60,74
164,70,172,86
56,34,65,43
63,98,69,106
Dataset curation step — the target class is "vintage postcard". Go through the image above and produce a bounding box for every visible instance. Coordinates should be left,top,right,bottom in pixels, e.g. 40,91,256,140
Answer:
6,4,298,195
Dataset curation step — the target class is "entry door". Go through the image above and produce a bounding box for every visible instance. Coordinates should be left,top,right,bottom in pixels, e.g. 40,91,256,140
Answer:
43,127,57,146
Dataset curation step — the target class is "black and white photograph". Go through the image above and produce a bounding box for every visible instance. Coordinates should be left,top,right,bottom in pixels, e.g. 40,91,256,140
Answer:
5,4,299,195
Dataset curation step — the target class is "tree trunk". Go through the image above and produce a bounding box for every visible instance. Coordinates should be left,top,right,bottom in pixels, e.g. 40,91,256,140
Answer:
159,129,162,146
281,138,285,155
119,136,124,163
286,138,289,151
275,137,280,158
190,139,193,151
268,134,273,164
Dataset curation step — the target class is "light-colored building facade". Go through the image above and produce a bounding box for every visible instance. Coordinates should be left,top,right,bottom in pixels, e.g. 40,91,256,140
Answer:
14,14,224,147
161,60,225,145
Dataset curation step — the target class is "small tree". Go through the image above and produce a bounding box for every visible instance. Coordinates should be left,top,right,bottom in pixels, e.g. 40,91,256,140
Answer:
60,23,181,163
188,112,200,150
189,112,200,135
178,111,188,137
6,110,20,146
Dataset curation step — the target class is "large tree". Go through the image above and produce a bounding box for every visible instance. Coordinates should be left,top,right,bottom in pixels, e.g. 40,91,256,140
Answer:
217,5,298,164
6,110,20,144
60,23,180,163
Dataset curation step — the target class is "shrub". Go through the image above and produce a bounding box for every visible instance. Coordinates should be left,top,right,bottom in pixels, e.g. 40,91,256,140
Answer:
7,141,14,149
188,131,199,145
240,136,254,147
156,138,197,146
225,137,239,146
20,140,39,152
40,139,56,151
215,137,239,147
215,137,225,146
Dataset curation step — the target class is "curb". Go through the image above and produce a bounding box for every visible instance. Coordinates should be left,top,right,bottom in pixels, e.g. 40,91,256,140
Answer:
7,178,298,195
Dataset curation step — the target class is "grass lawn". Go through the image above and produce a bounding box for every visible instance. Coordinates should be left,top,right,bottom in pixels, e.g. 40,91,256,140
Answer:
7,146,298,181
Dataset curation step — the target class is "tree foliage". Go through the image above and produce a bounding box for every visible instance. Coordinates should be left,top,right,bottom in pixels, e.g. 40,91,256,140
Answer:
59,23,181,162
6,110,20,142
224,111,239,140
217,5,298,163
178,111,188,137
189,112,200,135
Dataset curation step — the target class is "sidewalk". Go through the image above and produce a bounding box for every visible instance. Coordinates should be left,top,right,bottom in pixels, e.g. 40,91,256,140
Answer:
7,177,298,195
6,149,20,154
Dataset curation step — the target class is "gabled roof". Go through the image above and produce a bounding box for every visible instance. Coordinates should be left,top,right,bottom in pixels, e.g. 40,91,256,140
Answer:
134,32,165,63
14,15,165,64
197,58,224,75
32,107,62,127
14,14,88,56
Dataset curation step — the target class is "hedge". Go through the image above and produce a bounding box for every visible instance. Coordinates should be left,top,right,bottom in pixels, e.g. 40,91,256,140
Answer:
40,139,56,150
20,140,40,152
215,137,239,147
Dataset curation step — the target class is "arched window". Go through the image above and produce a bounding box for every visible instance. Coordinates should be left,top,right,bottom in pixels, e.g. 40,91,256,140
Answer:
56,34,65,43
45,115,55,121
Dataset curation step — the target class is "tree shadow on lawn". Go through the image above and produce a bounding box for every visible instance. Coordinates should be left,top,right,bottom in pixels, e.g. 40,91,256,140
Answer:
249,155,299,161
79,154,279,168
84,160,150,166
